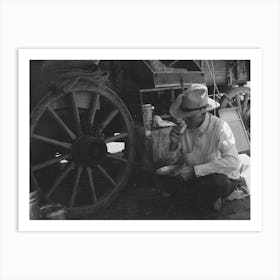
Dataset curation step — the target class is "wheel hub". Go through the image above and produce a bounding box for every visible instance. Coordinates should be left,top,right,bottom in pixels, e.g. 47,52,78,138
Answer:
72,135,107,166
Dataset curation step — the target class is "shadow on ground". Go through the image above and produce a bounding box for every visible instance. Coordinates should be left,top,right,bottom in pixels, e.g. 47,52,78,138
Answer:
78,180,250,220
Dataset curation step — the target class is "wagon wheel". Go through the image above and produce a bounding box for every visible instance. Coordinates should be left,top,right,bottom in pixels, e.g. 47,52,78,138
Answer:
220,87,250,136
30,82,135,218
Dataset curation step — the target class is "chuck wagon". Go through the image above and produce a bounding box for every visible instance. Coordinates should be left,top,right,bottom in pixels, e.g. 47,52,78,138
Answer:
30,60,250,218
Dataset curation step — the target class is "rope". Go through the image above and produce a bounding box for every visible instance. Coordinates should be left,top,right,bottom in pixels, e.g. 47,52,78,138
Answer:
211,60,219,116
205,60,219,116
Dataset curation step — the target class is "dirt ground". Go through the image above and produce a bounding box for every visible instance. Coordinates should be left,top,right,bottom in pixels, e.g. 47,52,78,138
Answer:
79,174,250,220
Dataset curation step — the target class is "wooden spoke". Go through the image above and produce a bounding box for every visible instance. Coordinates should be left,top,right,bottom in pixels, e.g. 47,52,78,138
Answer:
242,94,250,114
104,132,128,144
32,154,71,172
106,154,128,164
46,162,75,198
70,165,83,208
86,167,97,204
88,94,100,126
235,94,241,110
31,134,72,149
97,165,117,189
100,109,119,131
47,107,76,140
70,91,82,135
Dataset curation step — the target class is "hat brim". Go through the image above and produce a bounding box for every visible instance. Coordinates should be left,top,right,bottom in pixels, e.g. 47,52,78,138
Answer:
170,95,220,120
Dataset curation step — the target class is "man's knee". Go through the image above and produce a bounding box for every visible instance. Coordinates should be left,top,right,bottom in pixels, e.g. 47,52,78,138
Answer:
197,173,232,197
206,173,229,184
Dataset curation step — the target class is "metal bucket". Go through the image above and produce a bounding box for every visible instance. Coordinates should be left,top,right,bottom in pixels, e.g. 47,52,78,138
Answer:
40,203,66,220
30,189,40,220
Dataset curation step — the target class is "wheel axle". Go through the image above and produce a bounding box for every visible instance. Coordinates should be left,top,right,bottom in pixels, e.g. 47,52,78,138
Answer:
72,135,107,166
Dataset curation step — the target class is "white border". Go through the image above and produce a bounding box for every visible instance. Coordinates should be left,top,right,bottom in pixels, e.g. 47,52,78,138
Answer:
18,49,262,231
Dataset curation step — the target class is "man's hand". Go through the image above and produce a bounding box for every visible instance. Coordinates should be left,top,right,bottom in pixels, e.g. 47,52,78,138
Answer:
169,126,180,150
174,165,195,181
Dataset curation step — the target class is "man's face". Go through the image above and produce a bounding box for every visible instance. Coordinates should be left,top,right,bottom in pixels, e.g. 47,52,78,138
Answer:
183,109,205,129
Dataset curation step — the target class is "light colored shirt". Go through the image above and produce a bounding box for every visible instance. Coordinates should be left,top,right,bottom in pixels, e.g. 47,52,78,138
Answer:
176,113,240,180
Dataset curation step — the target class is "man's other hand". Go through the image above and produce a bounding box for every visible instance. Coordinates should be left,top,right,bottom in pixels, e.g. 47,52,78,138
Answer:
169,126,180,150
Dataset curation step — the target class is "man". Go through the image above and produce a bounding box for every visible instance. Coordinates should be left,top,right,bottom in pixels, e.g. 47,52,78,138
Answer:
169,84,240,212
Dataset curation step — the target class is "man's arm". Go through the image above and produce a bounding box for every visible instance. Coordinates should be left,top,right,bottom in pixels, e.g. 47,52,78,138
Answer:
169,126,181,151
194,121,240,177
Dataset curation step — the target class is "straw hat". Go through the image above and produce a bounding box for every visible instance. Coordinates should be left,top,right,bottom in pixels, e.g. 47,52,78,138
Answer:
170,84,217,119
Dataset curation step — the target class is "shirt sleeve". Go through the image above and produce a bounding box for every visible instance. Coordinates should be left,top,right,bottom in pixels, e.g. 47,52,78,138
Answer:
194,121,240,177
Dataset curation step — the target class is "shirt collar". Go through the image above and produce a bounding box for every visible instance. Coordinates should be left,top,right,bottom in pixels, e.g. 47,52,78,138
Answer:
197,112,210,134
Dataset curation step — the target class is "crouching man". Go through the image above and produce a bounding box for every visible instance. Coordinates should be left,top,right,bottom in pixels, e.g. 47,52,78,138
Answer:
169,84,240,212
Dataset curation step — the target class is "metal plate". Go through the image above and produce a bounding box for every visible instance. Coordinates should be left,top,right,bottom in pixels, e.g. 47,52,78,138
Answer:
156,165,179,176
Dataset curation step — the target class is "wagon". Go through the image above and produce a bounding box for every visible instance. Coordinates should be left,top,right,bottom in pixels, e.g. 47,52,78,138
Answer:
30,60,250,218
